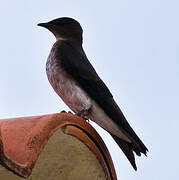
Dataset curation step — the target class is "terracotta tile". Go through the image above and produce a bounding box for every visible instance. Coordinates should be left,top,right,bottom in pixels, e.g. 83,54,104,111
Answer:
0,113,117,179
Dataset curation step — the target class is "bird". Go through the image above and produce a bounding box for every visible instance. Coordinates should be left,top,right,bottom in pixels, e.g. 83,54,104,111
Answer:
38,17,148,170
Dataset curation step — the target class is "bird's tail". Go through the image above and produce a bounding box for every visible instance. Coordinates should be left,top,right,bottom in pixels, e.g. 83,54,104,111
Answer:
110,134,147,170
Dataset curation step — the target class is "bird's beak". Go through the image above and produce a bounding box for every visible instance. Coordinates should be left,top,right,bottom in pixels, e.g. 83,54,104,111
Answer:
37,22,50,28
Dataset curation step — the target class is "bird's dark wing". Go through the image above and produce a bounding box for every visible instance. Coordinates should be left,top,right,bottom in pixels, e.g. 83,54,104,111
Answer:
57,42,113,98
55,42,148,169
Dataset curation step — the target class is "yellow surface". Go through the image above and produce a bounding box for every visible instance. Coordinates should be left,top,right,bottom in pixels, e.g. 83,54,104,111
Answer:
0,128,106,180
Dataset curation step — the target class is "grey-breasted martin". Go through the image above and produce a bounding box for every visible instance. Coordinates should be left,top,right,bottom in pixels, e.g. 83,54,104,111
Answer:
38,17,148,170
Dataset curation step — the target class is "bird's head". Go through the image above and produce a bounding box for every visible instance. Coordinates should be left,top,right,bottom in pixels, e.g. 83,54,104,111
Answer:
38,17,83,43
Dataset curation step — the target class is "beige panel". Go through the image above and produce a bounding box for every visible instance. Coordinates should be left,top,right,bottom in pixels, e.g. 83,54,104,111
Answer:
0,128,106,180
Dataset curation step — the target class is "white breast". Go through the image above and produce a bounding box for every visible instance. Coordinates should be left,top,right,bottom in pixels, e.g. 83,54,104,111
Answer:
46,51,92,113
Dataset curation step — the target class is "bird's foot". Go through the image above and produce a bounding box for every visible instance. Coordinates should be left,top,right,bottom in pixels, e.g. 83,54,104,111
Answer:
76,109,86,117
61,110,73,114
61,110,67,113
76,109,90,123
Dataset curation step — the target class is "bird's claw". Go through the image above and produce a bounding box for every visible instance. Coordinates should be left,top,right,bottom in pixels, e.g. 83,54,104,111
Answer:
76,110,90,123
61,110,67,113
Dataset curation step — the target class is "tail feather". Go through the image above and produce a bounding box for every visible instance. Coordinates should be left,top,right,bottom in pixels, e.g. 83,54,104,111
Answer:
111,134,146,171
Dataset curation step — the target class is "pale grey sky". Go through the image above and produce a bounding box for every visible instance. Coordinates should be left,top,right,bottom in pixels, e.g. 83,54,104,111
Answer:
0,0,178,179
